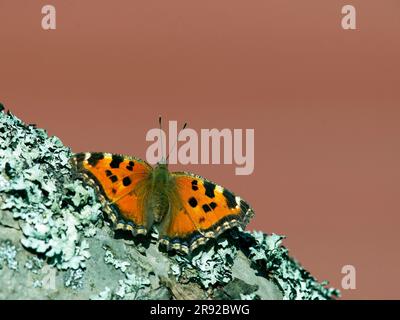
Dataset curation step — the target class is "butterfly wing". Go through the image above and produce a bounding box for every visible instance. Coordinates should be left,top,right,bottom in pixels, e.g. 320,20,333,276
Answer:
158,172,254,253
71,152,153,235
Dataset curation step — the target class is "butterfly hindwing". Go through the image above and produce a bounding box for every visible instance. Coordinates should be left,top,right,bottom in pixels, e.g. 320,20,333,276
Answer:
71,152,153,234
159,172,254,253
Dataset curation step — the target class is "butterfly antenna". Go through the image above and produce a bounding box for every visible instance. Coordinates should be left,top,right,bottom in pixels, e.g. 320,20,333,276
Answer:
166,122,187,163
159,116,165,164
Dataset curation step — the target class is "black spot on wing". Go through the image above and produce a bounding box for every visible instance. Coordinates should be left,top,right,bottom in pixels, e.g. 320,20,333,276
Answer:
202,204,211,213
203,181,216,198
188,197,198,208
240,200,249,212
75,153,86,163
122,176,132,187
87,153,104,167
110,155,124,168
109,175,118,183
191,179,199,190
105,170,112,177
223,189,237,209
126,161,135,171
209,202,217,210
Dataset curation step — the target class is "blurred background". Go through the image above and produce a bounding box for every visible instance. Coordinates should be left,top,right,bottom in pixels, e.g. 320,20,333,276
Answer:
0,0,399,299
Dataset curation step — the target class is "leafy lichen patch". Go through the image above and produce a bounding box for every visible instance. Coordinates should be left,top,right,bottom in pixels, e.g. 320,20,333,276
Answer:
0,240,18,270
170,237,237,289
243,231,340,299
0,109,101,271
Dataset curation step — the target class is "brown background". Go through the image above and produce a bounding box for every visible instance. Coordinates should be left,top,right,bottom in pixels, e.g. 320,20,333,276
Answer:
1,0,399,299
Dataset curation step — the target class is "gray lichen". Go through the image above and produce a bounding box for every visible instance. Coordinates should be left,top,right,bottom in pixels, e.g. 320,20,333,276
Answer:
90,286,112,300
98,246,151,299
0,108,101,271
170,237,237,289
64,268,85,290
244,231,340,299
24,256,44,274
114,272,151,300
103,247,131,273
0,105,339,300
0,240,18,270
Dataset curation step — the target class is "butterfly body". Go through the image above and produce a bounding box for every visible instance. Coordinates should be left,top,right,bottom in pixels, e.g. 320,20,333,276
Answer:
71,152,254,254
143,163,178,225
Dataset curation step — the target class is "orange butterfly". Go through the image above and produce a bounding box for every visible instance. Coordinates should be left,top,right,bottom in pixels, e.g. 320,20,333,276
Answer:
71,152,254,254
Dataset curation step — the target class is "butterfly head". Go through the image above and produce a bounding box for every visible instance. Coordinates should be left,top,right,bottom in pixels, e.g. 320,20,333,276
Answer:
155,162,168,171
152,162,170,184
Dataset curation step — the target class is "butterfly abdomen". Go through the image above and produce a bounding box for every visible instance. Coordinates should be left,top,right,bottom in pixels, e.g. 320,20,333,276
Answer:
147,190,169,223
147,163,176,223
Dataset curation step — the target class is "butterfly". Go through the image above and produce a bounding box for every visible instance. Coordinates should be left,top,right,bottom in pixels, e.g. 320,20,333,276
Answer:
71,152,254,254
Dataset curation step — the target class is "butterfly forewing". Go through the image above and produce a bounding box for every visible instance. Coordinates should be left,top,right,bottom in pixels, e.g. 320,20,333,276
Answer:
71,152,153,234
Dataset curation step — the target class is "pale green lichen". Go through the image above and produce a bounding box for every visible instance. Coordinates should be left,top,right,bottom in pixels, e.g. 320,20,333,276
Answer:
90,287,112,300
169,230,339,299
103,247,131,273
244,231,340,300
24,256,45,274
0,240,18,270
0,108,101,271
239,292,258,300
114,273,151,300
171,237,237,289
102,247,151,299
64,268,85,290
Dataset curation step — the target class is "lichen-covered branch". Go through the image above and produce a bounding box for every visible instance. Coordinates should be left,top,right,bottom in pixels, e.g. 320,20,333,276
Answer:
0,104,339,300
